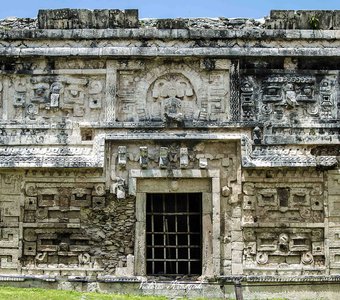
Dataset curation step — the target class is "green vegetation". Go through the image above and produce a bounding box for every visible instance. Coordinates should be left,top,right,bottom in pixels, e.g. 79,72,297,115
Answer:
0,286,319,300
0,286,167,300
309,15,320,29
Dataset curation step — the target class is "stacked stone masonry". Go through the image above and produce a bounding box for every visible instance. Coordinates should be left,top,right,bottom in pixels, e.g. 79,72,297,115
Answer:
0,8,339,298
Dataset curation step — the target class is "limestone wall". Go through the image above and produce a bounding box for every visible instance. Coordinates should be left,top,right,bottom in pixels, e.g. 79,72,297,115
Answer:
0,9,338,292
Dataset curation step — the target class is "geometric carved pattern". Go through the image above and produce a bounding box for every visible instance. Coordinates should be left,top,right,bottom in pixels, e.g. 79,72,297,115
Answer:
242,170,326,274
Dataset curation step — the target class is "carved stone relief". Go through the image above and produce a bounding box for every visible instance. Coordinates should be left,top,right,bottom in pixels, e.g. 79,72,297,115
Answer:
242,183,324,224
146,73,198,122
243,228,325,270
9,74,105,122
240,72,338,125
117,70,137,121
116,60,230,123
110,141,238,198
0,53,338,284
0,172,22,270
242,169,326,274
20,172,136,275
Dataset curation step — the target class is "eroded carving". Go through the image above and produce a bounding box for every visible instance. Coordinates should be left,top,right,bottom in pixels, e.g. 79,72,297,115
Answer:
147,73,198,122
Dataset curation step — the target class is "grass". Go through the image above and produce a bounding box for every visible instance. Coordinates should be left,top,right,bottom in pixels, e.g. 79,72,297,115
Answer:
0,286,303,300
0,286,168,300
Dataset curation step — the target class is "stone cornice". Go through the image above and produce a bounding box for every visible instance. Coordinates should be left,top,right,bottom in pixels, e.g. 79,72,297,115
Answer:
1,46,340,58
2,28,340,41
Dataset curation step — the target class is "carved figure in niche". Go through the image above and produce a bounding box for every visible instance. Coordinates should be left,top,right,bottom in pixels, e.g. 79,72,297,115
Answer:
78,253,91,265
163,97,183,123
113,177,125,199
253,127,262,145
284,83,298,108
147,73,198,122
278,233,289,252
50,82,62,108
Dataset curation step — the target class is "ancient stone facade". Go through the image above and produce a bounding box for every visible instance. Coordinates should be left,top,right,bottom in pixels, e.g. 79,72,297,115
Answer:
0,8,339,298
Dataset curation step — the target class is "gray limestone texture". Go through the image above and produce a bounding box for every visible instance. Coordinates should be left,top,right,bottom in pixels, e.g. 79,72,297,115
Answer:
0,8,338,300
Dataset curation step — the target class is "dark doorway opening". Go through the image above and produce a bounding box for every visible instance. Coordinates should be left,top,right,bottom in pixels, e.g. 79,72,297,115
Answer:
146,193,202,277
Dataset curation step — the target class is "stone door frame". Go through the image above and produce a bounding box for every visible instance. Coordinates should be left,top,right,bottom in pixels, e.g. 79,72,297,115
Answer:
129,169,221,277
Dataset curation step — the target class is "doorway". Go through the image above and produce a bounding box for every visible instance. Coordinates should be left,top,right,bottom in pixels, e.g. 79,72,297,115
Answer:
146,193,202,276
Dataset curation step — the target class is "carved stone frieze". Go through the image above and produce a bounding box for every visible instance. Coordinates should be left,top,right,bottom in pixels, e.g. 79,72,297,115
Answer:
241,168,326,274
240,71,338,124
116,60,230,124
110,140,238,200
242,183,324,224
243,228,325,271
18,172,136,275
8,74,106,122
0,172,22,270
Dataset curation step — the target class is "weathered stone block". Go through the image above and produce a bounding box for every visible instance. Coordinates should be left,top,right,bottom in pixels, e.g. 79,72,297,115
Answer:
23,242,37,256
270,10,295,20
92,196,105,210
38,9,139,29
156,18,187,29
296,10,333,30
231,263,243,275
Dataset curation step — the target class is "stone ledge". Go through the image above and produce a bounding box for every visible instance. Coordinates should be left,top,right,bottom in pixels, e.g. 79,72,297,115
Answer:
3,28,340,40
3,274,340,284
0,275,56,282
1,46,340,57
219,275,340,283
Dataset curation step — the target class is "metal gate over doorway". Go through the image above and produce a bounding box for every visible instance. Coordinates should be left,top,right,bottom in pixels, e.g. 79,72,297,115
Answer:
146,193,202,277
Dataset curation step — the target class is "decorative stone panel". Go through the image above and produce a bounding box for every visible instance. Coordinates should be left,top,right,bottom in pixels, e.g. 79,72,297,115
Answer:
327,170,340,274
116,59,230,124
18,170,135,276
240,71,338,124
0,172,22,271
242,169,326,275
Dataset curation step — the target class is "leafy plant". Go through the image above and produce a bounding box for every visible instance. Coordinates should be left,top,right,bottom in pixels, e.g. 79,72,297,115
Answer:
309,15,320,29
